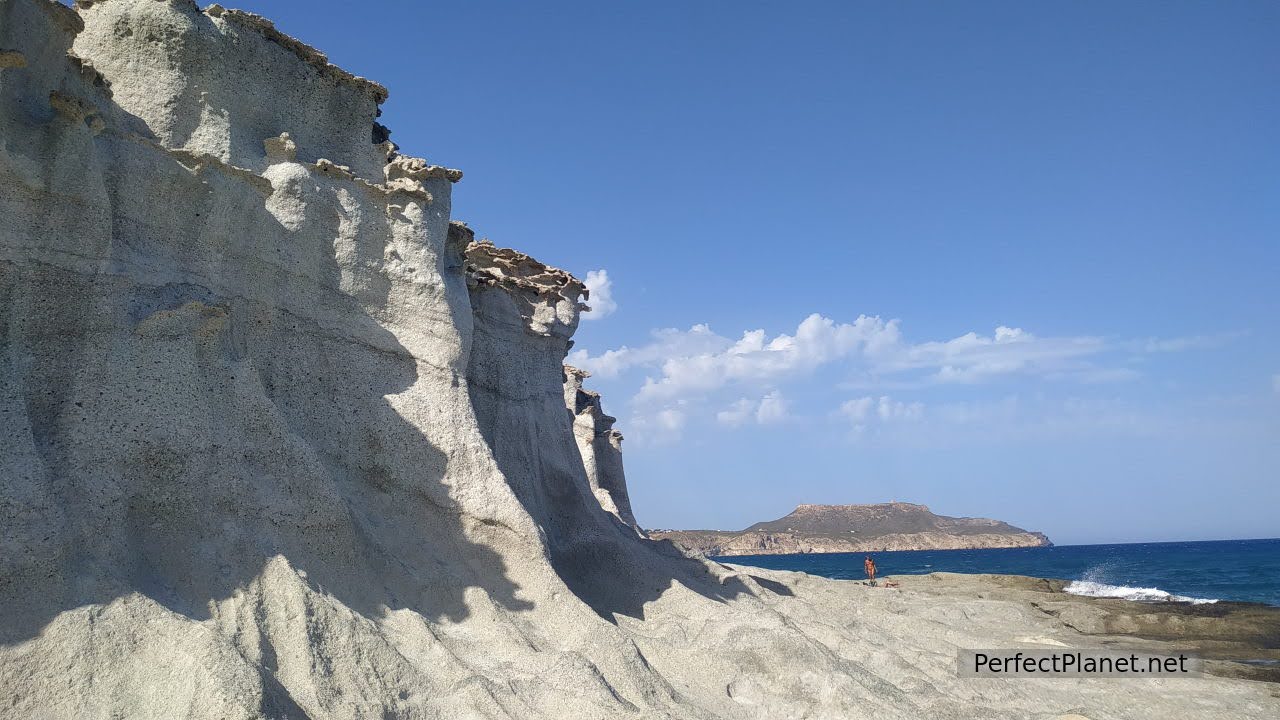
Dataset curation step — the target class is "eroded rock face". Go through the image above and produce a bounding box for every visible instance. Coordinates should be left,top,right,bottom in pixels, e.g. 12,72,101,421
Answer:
71,0,390,177
0,2,669,716
563,365,636,527
1,2,1277,719
460,222,730,628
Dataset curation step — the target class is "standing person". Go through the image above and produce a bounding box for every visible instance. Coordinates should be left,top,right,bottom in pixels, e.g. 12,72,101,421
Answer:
864,555,877,585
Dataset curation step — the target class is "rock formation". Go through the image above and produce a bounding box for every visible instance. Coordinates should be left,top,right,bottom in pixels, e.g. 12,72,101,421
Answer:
563,365,636,526
652,503,1051,556
1,2,1275,718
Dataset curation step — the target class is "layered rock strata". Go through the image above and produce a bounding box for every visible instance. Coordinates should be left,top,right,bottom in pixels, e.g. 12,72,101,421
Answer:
1,2,1275,718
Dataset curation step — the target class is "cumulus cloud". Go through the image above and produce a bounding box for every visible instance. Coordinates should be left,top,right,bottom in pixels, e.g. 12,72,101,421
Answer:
715,392,789,426
581,269,616,320
839,396,875,423
627,405,688,445
571,313,1108,403
656,408,685,432
571,311,1236,442
567,324,728,378
756,391,789,424
716,398,755,427
632,314,903,402
839,395,923,424
876,395,924,421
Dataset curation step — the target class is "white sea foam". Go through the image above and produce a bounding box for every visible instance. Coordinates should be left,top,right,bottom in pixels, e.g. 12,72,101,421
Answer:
1064,580,1218,605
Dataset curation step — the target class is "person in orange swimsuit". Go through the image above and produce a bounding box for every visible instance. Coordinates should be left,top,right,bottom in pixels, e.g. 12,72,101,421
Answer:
864,555,877,585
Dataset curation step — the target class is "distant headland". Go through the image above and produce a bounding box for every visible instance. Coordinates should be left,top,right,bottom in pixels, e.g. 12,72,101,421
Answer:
649,502,1051,556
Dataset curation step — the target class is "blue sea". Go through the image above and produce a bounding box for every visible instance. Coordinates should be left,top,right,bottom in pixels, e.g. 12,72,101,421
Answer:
719,538,1280,607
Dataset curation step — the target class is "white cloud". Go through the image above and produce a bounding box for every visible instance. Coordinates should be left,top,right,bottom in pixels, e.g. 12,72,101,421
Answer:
627,405,688,445
839,395,922,425
571,312,1239,441
886,327,1104,383
877,395,923,421
570,313,1109,405
994,326,1026,342
656,408,685,432
567,324,728,378
756,391,789,424
581,269,616,320
631,314,903,402
715,392,789,426
716,398,754,427
839,396,875,422
837,394,1176,448
1134,332,1246,353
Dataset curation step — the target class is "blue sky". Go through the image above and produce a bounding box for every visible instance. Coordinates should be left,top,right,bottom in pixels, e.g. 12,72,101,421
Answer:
227,1,1276,544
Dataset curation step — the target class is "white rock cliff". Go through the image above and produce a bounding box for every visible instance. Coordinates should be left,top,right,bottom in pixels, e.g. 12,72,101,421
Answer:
1,2,1276,718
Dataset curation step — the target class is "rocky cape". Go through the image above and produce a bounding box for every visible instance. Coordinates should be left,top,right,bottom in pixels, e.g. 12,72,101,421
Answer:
651,503,1052,556
0,2,1274,718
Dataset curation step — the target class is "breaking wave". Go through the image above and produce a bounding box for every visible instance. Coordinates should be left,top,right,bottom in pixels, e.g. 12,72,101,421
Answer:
1064,580,1218,605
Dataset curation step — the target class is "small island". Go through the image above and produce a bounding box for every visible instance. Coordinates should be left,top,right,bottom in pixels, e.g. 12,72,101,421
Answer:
650,502,1051,556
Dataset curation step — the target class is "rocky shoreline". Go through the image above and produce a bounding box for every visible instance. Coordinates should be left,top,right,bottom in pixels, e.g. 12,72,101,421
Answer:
653,528,1052,555
858,572,1280,685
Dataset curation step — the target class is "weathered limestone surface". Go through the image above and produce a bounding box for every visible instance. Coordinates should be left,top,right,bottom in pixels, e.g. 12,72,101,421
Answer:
1,2,1276,718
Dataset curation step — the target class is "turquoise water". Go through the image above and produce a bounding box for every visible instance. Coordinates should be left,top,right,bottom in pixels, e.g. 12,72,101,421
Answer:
719,538,1280,606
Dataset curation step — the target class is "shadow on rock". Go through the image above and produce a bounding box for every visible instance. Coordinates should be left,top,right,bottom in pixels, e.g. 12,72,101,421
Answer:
465,277,758,623
0,108,529,646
